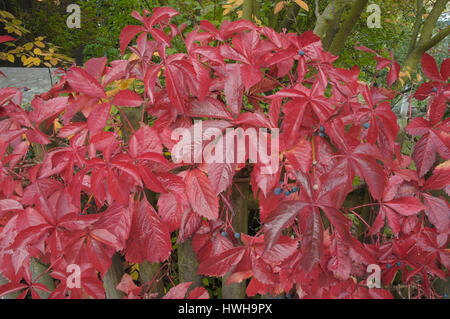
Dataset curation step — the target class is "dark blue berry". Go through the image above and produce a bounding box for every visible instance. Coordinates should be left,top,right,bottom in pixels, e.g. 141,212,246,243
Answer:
286,293,291,299
284,190,291,196
291,186,299,192
319,125,325,132
274,187,283,195
319,132,326,138
234,232,241,239
432,87,438,92
363,122,370,129
396,261,401,267
221,231,227,237
386,263,391,269
23,87,29,92
298,50,305,56
443,293,448,298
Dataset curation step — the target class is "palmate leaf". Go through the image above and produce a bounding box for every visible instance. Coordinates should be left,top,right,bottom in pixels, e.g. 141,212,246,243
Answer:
125,198,171,264
185,168,219,220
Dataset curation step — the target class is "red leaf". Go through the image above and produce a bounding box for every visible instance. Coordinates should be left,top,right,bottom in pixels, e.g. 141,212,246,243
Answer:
0,35,16,43
157,192,183,232
406,117,431,136
186,97,233,120
412,133,437,178
162,282,192,299
207,162,235,195
165,65,185,114
422,53,443,82
264,201,309,251
119,25,145,54
285,139,312,173
0,282,27,298
185,169,219,220
422,194,449,233
148,7,179,26
187,287,210,299
125,198,172,263
112,90,143,107
84,56,107,83
424,160,450,190
440,58,450,80
67,67,106,98
178,208,202,243
87,102,111,134
0,199,23,213
387,61,400,87
116,274,139,295
385,197,425,216
29,96,69,124
224,64,244,116
198,247,246,277
299,208,323,271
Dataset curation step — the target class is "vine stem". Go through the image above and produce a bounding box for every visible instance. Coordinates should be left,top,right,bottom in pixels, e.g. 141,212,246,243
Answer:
349,209,371,230
350,202,379,210
116,107,136,135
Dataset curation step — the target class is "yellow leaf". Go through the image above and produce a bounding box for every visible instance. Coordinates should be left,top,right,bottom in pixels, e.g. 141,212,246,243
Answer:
223,6,231,16
24,42,33,51
53,118,62,132
253,15,263,27
23,56,33,66
128,53,139,61
294,0,309,11
416,73,422,82
44,62,52,68
34,41,45,48
7,54,14,63
399,70,411,80
33,57,41,66
21,55,26,63
33,48,42,55
274,1,286,14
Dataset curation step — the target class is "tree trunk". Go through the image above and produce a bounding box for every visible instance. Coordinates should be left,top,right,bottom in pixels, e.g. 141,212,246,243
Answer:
103,253,125,299
321,1,348,51
242,0,253,21
140,261,164,297
328,0,369,55
314,0,348,40
178,238,202,290
222,181,249,299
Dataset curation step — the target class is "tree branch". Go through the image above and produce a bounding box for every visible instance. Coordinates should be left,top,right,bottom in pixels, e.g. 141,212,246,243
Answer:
419,24,450,52
407,0,423,56
417,0,448,47
242,0,253,21
328,0,369,55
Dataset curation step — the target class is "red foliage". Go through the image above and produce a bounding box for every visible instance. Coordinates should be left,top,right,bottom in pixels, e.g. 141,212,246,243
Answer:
0,7,448,299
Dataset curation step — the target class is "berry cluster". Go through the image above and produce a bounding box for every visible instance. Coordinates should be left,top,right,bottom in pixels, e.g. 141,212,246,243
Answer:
221,231,241,239
386,261,402,269
274,182,299,196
